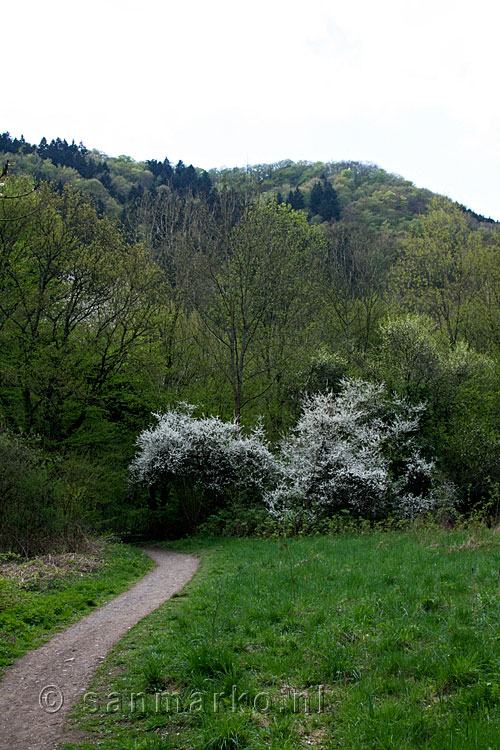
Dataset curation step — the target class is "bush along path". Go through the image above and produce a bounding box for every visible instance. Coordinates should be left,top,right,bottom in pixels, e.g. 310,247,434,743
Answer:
0,547,199,750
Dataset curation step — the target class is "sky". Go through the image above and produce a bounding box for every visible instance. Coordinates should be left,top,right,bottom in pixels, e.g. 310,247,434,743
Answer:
4,0,500,219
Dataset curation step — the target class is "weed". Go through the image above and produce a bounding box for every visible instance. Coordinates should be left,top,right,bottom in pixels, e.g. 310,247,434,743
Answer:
142,651,168,691
200,714,252,749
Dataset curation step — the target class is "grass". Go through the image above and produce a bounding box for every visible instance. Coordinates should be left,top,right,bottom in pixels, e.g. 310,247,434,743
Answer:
0,541,154,674
52,527,500,747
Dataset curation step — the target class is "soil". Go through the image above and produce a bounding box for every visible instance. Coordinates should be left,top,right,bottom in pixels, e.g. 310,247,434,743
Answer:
0,547,199,749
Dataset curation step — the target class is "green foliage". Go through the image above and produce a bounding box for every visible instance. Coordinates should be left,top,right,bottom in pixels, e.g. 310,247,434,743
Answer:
375,314,500,510
189,200,326,420
2,144,500,541
0,427,94,555
0,179,161,444
389,198,479,343
197,506,272,537
378,314,442,392
0,132,212,216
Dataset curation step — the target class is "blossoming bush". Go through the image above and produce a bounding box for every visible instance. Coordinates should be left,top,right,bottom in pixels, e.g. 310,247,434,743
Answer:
129,405,277,530
130,384,455,535
266,378,454,524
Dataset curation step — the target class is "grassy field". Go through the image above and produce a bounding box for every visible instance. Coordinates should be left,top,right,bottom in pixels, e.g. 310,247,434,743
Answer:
0,542,154,674
61,527,500,749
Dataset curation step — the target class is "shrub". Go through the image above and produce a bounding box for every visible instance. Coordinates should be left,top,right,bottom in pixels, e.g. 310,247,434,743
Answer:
266,378,455,524
377,314,500,510
0,428,93,555
129,405,277,531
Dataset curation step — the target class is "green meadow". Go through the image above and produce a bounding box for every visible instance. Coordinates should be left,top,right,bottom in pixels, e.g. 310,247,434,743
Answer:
62,528,500,749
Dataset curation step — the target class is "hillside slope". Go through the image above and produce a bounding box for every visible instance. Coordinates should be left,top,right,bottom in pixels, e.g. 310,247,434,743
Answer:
1,131,494,229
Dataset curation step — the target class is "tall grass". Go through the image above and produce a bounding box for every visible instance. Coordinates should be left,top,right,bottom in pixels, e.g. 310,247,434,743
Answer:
64,528,500,749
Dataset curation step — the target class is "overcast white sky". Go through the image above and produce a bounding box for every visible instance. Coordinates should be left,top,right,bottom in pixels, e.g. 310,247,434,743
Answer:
4,0,500,218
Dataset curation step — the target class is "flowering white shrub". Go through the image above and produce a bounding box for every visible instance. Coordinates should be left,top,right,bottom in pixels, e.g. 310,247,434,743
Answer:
266,378,452,522
129,404,277,527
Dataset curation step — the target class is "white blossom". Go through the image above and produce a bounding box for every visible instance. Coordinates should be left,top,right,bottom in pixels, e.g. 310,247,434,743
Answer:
130,384,454,529
129,405,277,499
266,378,453,522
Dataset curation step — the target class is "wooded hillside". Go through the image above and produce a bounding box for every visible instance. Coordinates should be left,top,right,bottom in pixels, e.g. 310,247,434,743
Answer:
1,131,499,549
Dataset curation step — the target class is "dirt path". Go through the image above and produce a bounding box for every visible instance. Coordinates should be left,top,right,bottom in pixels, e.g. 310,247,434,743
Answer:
0,547,199,750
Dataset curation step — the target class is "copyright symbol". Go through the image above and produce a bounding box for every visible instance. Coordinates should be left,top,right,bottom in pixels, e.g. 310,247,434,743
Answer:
39,685,64,713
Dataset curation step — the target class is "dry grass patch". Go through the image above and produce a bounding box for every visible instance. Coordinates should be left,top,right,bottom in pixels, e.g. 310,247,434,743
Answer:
0,542,106,589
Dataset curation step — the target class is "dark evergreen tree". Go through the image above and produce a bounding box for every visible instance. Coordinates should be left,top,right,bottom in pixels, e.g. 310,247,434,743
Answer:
161,158,173,183
172,161,201,194
198,170,213,196
147,158,174,185
99,171,113,191
184,165,197,192
0,132,16,152
18,134,35,154
146,159,163,178
309,181,324,215
170,160,186,191
128,184,144,202
37,137,48,158
290,186,305,210
318,181,340,222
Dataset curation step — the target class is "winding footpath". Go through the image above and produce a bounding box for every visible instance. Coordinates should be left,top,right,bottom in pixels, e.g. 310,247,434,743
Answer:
0,547,199,749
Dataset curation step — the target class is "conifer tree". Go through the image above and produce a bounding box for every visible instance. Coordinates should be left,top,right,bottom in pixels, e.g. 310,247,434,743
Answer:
286,187,304,210
292,186,305,210
309,181,323,215
319,181,340,222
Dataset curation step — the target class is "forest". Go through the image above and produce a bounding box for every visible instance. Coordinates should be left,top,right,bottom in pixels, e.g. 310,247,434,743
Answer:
1,131,500,553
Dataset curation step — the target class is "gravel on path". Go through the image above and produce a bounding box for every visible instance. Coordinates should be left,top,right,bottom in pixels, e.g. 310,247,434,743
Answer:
0,546,199,750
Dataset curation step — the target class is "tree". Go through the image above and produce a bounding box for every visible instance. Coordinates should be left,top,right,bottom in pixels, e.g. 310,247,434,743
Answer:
322,222,391,356
375,313,500,509
266,379,452,523
390,198,478,344
377,314,442,392
190,201,325,421
287,187,304,211
129,404,276,531
462,233,500,353
309,181,323,216
318,181,340,222
0,179,161,442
